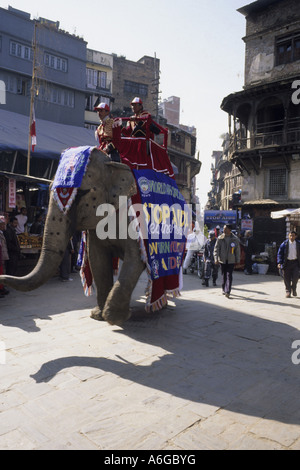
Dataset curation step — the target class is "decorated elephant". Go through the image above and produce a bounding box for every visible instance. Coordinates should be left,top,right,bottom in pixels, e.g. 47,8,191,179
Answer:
0,144,187,325
1,147,147,325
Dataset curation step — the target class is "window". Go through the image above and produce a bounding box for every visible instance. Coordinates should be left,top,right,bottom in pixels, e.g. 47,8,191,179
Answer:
3,75,29,96
37,84,74,108
99,71,107,89
44,52,68,72
268,168,287,197
86,69,109,90
171,131,185,149
86,68,97,89
276,33,300,65
10,40,33,62
124,80,148,97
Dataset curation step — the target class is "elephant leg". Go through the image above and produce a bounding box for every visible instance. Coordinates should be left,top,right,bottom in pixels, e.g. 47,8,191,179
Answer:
102,250,145,325
87,231,113,321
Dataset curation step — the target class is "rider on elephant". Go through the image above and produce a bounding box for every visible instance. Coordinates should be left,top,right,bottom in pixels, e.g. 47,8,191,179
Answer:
94,102,120,162
121,97,160,139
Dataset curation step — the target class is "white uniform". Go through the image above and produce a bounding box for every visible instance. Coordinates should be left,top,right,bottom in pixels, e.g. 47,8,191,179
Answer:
183,230,206,270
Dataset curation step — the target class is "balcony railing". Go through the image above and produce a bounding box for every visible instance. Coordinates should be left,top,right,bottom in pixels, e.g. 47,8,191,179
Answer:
229,126,300,154
86,80,111,93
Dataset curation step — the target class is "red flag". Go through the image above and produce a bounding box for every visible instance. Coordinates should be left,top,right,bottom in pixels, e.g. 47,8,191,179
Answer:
30,106,37,152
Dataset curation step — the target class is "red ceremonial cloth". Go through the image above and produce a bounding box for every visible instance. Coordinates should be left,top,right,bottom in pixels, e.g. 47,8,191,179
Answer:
113,128,181,312
112,126,174,178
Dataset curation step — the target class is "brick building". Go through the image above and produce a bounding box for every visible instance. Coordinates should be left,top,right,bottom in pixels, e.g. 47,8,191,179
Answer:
111,54,160,117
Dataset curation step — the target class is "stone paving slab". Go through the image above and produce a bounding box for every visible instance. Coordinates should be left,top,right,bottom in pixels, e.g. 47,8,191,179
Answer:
0,269,299,450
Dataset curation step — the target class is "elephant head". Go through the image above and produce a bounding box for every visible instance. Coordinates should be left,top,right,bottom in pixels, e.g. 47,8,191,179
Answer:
0,148,137,293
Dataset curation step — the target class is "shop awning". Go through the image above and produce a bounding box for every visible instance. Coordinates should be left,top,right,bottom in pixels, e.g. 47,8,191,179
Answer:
0,109,97,160
271,208,300,219
0,170,51,185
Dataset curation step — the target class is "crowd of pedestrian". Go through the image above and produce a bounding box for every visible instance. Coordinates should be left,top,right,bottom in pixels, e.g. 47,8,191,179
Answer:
183,222,300,300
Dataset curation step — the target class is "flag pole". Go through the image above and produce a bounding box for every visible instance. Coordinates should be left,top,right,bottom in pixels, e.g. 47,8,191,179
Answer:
27,21,37,176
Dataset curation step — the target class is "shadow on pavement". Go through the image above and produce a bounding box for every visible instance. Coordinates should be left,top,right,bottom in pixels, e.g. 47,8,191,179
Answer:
2,270,300,426
30,292,300,426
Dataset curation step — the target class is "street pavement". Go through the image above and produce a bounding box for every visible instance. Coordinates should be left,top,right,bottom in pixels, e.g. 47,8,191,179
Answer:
0,267,300,450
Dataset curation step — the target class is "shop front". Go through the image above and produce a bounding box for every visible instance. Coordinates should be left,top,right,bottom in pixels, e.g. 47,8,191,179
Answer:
271,208,300,237
0,171,51,275
0,108,96,276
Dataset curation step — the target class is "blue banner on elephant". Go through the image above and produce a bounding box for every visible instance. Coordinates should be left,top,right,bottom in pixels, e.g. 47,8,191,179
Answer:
132,169,189,281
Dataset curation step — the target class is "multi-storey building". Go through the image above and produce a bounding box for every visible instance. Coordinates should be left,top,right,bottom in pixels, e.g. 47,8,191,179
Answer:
85,49,113,130
165,120,200,205
159,96,180,127
0,6,87,126
0,5,95,192
111,54,160,117
158,96,200,206
219,0,300,246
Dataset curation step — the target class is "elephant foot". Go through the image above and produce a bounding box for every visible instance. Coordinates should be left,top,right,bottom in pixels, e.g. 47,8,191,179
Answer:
90,306,105,322
102,306,132,326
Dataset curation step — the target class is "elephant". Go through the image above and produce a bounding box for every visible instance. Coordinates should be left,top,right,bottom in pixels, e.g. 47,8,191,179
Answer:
0,148,146,325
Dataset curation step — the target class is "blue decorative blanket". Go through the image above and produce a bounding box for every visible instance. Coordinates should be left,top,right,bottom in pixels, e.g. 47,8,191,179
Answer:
52,146,93,213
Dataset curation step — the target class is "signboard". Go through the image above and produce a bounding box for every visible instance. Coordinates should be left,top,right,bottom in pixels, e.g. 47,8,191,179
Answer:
241,218,253,231
204,210,237,227
8,179,16,209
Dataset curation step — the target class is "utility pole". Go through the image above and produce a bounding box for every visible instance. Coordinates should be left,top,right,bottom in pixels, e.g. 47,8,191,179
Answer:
151,52,160,120
27,20,37,176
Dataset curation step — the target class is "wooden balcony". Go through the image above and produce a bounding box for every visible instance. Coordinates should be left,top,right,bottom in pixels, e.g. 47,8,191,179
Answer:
229,123,300,156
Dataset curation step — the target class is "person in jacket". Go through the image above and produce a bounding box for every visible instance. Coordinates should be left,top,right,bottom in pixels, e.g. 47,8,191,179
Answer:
203,230,218,287
122,97,150,138
94,102,120,162
121,97,160,139
214,224,240,298
4,216,20,276
244,230,257,275
277,231,300,298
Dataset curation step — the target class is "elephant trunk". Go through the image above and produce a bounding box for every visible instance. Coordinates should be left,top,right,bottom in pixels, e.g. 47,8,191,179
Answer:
1,197,75,291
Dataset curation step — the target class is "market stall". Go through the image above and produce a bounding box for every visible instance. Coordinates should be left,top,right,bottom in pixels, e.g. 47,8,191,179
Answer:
271,208,300,237
16,233,43,276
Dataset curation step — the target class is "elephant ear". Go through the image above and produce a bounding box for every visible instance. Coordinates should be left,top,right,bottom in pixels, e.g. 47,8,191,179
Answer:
104,161,137,207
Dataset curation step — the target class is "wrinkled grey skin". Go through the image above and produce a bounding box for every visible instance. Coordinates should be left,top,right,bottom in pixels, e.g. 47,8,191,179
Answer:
0,149,145,325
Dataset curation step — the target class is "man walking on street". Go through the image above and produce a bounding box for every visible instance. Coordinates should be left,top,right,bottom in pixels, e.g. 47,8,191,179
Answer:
277,231,300,298
203,230,219,287
214,224,240,298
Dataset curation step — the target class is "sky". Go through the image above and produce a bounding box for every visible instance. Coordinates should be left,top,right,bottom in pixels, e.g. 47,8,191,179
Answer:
1,0,247,207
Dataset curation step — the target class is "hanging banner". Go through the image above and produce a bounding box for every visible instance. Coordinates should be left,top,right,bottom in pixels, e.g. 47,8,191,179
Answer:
8,179,16,209
204,210,237,226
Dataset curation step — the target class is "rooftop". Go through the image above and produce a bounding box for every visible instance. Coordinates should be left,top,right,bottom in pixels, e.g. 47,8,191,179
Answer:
238,0,284,16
